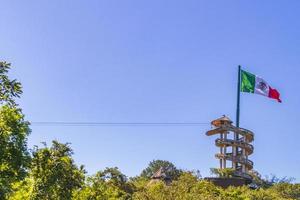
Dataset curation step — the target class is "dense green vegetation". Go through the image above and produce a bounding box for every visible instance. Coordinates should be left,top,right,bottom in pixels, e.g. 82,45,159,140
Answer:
1,61,300,199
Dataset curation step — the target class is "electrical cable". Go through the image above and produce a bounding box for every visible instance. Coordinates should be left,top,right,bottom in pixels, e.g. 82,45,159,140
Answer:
31,122,210,127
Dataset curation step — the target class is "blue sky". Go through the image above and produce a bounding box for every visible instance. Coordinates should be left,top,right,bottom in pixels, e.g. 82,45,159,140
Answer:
1,1,300,181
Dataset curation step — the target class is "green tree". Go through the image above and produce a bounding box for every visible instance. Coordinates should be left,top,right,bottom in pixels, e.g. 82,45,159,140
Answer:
168,172,199,200
132,172,221,200
210,168,235,178
27,141,85,200
74,167,133,200
132,180,170,200
249,170,295,189
140,160,182,181
269,183,300,199
0,62,22,107
8,178,33,200
0,106,31,198
0,61,30,198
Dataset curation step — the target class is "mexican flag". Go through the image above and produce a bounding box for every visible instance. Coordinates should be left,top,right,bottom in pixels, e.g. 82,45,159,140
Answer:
241,70,282,103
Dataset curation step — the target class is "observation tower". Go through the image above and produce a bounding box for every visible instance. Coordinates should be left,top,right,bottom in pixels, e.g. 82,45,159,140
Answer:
206,115,254,180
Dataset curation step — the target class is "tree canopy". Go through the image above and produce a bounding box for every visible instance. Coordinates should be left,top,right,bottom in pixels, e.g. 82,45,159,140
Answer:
74,167,133,200
0,62,30,198
0,106,31,198
0,62,22,107
30,141,85,200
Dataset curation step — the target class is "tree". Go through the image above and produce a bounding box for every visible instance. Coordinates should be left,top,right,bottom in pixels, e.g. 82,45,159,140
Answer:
0,106,31,198
210,168,235,178
269,183,300,199
8,178,33,200
132,181,170,200
132,172,221,200
248,170,295,189
0,62,22,107
27,141,85,200
140,160,182,181
0,61,30,198
74,167,133,200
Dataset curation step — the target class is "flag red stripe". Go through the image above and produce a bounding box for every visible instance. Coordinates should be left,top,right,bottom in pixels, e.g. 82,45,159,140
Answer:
268,87,282,103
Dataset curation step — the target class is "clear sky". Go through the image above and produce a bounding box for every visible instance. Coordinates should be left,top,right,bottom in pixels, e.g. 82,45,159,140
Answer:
1,1,300,181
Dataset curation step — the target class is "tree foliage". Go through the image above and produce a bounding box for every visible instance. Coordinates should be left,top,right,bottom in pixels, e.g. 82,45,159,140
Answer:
0,62,22,107
5,141,300,200
132,172,300,200
10,141,86,200
74,167,133,200
0,62,30,198
0,106,31,198
210,168,235,178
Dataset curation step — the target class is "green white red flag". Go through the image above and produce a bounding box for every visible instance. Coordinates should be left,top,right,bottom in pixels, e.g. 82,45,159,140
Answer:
241,70,281,103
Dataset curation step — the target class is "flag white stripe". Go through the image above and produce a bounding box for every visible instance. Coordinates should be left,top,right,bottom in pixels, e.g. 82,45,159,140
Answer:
254,76,269,97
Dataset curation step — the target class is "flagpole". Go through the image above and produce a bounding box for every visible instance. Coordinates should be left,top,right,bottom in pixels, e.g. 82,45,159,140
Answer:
236,65,241,128
233,65,241,170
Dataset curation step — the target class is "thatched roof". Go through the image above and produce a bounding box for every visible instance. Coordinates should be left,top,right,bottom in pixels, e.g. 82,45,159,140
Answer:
211,115,233,127
148,167,172,186
151,167,167,179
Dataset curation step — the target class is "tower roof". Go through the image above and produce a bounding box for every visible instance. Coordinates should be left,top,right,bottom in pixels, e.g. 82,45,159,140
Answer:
211,115,233,127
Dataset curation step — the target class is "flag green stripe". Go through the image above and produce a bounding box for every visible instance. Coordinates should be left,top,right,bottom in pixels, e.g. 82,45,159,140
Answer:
241,70,255,93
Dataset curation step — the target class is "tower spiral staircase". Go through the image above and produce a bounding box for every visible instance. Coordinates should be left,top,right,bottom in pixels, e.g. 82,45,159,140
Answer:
206,116,254,180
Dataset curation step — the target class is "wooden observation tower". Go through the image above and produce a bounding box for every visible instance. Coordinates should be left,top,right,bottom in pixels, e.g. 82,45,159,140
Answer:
206,115,254,180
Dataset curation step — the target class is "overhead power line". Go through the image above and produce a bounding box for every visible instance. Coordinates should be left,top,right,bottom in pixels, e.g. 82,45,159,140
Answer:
31,122,210,127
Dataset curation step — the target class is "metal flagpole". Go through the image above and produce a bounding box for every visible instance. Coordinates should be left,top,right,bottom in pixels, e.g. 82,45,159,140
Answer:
233,65,241,170
236,65,241,128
